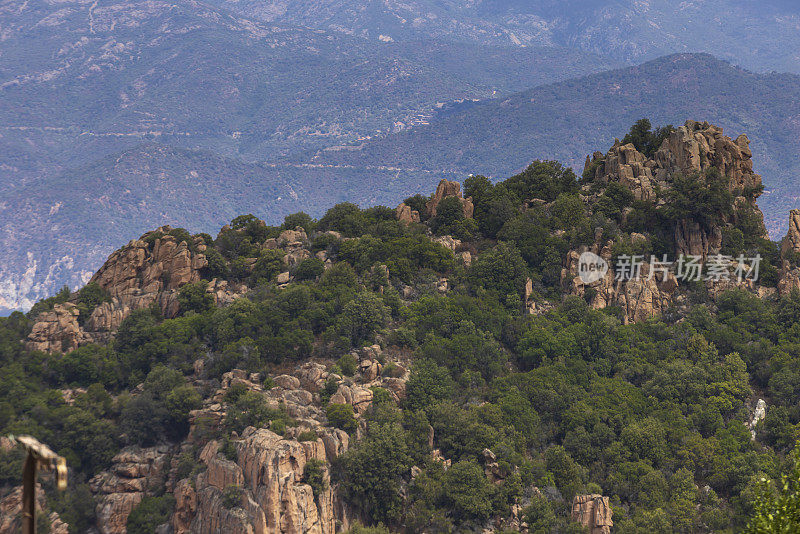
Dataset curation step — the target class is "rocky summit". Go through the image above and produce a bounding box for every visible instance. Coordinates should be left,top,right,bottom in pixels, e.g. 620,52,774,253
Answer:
566,120,770,323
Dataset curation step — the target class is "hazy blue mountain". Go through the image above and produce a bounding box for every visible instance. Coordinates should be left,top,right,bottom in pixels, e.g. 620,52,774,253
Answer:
0,0,615,312
208,0,800,73
0,142,458,313
315,54,800,237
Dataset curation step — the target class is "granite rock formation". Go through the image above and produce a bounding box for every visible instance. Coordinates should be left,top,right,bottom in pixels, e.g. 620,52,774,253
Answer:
425,179,475,219
571,494,613,534
585,120,766,259
778,209,800,296
26,227,247,353
89,446,172,534
569,121,770,322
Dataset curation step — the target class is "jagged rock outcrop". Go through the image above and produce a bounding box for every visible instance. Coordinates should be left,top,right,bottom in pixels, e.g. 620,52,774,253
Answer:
26,302,91,353
571,494,613,534
562,242,679,324
395,203,421,225
779,209,800,295
26,227,248,354
174,350,411,533
89,446,172,534
424,179,475,219
569,121,773,322
585,120,767,259
177,430,347,534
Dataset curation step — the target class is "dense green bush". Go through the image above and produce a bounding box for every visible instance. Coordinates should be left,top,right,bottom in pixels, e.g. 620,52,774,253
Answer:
303,458,328,498
326,403,357,432
126,495,175,534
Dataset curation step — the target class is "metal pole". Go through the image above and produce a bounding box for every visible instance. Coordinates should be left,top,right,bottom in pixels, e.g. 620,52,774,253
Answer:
22,453,36,534
8,435,67,534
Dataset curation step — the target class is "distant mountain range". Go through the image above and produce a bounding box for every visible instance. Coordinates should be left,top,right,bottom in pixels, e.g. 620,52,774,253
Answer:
0,0,614,312
2,0,800,313
207,0,800,74
316,53,800,237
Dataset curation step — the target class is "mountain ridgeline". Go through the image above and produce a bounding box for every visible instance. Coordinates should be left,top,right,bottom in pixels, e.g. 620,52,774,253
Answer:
0,0,618,314
316,53,800,238
2,120,800,533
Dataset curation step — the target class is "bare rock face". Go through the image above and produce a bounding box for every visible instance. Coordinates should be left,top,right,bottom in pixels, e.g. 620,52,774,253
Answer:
778,209,800,295
585,120,766,259
0,484,69,534
587,142,656,201
653,122,761,195
395,203,420,225
674,219,723,258
571,494,613,534
175,430,348,534
424,179,474,219
90,446,172,534
173,356,411,533
26,302,89,353
781,210,800,258
563,247,678,324
432,235,461,252
26,227,215,353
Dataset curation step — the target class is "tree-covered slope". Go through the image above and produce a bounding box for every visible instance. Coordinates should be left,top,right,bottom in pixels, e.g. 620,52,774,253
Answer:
2,146,800,532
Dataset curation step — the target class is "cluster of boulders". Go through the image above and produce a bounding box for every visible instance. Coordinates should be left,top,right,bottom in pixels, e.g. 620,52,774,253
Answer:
566,121,773,323
25,227,249,354
163,345,409,533
562,237,680,324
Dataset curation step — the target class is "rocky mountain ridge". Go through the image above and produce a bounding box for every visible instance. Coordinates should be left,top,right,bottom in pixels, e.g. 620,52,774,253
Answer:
206,0,800,74
562,120,774,323
4,122,800,531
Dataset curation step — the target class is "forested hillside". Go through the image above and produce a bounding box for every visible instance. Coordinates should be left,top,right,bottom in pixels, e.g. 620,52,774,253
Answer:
1,120,799,533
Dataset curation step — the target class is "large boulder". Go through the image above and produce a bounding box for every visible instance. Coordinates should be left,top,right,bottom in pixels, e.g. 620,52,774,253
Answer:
175,430,350,534
424,179,474,219
571,494,613,534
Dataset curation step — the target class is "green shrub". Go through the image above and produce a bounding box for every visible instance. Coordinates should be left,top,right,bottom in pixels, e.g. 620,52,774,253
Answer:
337,353,358,376
222,485,243,509
303,458,328,498
177,280,213,315
326,403,357,432
126,495,175,534
321,378,340,404
294,257,325,280
75,282,111,324
297,430,319,442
